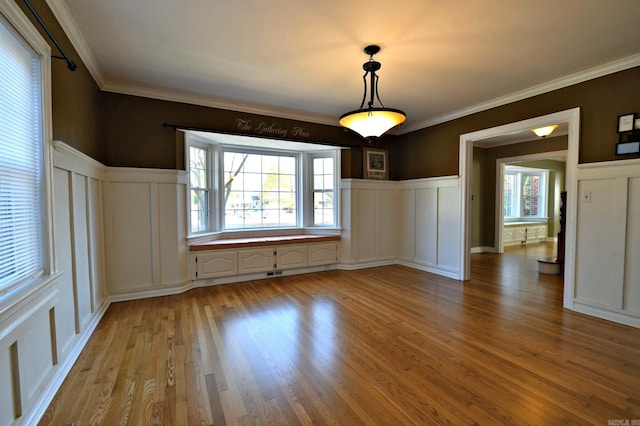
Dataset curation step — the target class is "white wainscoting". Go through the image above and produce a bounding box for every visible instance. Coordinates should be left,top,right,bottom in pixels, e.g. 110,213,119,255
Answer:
0,141,109,426
103,168,190,301
570,159,640,328
340,177,461,280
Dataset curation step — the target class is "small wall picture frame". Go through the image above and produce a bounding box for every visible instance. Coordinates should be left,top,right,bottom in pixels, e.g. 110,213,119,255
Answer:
617,113,635,133
363,147,388,180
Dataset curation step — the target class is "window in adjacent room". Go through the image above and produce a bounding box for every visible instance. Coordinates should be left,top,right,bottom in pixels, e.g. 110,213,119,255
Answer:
185,132,340,235
0,6,50,298
504,165,548,221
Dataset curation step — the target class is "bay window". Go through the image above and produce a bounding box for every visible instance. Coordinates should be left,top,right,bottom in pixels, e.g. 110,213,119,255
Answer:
186,132,339,235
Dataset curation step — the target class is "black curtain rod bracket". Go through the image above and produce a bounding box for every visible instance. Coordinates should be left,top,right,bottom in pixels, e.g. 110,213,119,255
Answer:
22,0,77,71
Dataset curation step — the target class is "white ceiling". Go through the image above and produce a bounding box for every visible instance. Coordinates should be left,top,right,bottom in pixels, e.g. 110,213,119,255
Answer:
51,0,640,133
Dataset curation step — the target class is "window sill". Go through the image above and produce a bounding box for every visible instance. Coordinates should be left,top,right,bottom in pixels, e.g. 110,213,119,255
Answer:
0,271,62,319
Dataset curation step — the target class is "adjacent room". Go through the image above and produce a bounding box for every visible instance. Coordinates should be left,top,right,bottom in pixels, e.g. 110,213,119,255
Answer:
1,0,639,424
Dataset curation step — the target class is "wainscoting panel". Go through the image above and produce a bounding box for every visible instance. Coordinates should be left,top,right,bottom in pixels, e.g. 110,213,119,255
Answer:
574,178,620,308
71,173,92,331
51,167,77,355
104,181,154,292
356,188,378,263
572,160,640,328
415,187,438,267
437,185,461,273
340,177,461,279
377,188,399,261
398,188,416,261
624,177,640,315
104,168,189,299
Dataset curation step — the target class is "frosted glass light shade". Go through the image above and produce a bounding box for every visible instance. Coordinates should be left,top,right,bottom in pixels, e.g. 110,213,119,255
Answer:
532,125,558,138
339,108,406,138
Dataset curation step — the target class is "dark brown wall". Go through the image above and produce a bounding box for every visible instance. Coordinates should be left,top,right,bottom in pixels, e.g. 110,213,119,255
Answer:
16,0,103,162
393,67,640,179
101,92,371,176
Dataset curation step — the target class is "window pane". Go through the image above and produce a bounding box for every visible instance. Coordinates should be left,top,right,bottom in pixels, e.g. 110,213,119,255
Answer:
504,174,516,217
312,158,335,225
189,146,209,232
223,151,297,229
0,16,45,293
312,156,335,226
190,189,209,232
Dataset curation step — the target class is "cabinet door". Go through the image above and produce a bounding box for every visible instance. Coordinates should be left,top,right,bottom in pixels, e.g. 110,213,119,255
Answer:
309,243,338,266
535,225,548,239
503,228,515,243
514,227,526,242
193,250,237,279
238,247,274,274
276,245,308,270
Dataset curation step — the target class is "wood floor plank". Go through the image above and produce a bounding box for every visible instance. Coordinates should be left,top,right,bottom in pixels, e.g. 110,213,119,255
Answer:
40,243,640,425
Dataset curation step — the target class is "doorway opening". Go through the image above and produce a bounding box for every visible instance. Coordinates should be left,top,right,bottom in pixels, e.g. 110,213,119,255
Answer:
459,108,580,310
496,150,567,254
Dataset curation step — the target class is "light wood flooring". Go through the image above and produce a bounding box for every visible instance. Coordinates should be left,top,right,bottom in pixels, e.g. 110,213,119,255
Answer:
40,243,640,425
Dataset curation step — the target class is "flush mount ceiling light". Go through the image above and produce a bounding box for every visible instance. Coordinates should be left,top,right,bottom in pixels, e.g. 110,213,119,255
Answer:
339,45,406,141
532,125,558,138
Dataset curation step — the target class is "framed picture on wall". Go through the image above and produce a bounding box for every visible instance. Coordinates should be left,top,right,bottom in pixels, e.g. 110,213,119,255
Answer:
363,147,388,180
617,113,635,133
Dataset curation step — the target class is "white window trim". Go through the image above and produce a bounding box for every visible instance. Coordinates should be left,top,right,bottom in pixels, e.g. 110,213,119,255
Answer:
504,165,549,222
0,0,56,310
185,132,341,239
305,151,340,228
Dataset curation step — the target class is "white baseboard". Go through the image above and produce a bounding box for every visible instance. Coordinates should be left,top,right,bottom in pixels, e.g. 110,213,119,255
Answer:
570,301,640,329
336,259,397,270
109,280,195,303
471,246,497,254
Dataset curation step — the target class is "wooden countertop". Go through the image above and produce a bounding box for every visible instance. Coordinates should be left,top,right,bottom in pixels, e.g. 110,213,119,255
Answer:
190,234,341,252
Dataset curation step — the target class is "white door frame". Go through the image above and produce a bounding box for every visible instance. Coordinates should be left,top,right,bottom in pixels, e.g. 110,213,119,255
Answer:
458,107,580,310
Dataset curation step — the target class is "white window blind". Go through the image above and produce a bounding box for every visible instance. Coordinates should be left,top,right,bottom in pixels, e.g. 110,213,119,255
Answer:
0,14,45,295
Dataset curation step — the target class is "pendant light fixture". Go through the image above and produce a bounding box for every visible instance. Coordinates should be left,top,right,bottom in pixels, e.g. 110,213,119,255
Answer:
339,45,406,140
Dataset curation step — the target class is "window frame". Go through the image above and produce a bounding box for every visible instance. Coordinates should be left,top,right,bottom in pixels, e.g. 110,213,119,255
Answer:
503,166,548,222
185,133,340,238
0,0,55,307
306,152,339,228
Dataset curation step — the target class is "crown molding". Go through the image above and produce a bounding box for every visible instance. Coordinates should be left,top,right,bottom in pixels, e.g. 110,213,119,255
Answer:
101,80,339,126
45,0,105,87
400,52,640,134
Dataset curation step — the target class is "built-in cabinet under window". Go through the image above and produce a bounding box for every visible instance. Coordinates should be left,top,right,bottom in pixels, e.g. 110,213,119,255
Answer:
191,242,338,280
503,222,548,246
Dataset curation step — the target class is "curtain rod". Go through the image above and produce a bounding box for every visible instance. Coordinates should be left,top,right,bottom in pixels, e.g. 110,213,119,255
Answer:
22,0,77,71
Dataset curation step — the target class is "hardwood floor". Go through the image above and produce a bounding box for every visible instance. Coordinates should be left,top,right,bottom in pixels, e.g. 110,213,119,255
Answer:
40,243,640,425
